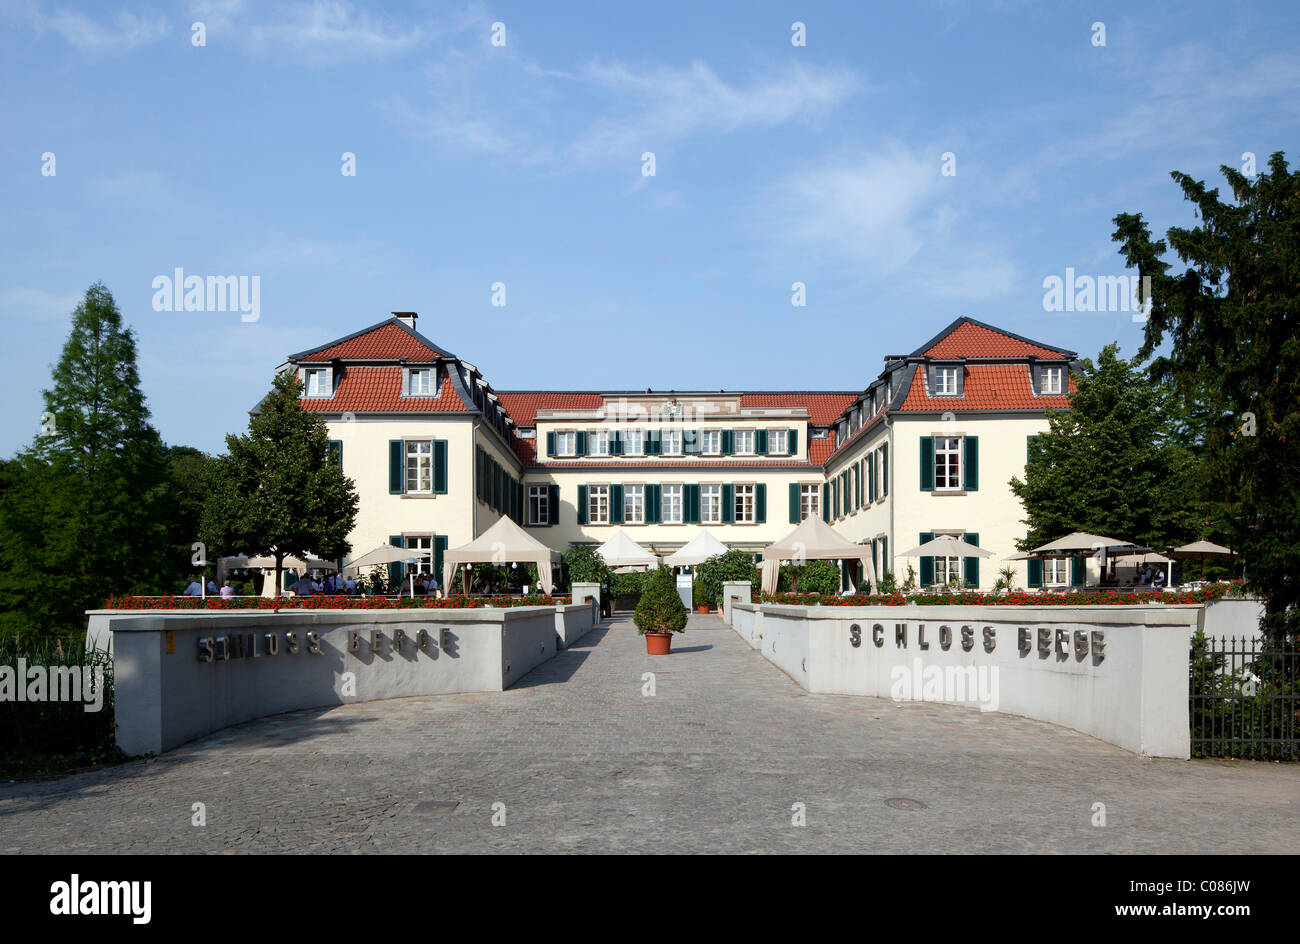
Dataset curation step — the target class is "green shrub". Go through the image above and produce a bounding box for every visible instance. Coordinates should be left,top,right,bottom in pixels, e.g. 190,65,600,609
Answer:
876,569,898,595
693,549,760,605
633,566,687,635
779,559,841,595
610,571,649,596
562,545,610,590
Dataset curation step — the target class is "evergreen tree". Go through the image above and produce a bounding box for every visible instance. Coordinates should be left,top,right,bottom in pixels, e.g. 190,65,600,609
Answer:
0,282,169,641
1113,151,1300,642
201,371,359,594
1009,344,1198,552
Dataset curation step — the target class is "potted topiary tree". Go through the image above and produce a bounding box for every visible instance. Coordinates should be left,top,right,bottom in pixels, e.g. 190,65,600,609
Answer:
634,565,687,654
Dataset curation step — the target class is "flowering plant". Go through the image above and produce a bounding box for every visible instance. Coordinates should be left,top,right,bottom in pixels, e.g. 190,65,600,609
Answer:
760,582,1238,607
102,594,569,611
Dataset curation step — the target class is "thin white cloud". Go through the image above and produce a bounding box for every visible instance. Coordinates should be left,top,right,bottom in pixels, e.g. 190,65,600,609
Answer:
0,286,81,322
568,60,861,166
19,5,169,51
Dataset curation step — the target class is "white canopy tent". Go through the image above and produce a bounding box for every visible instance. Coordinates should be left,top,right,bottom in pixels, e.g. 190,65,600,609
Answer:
595,529,661,571
442,516,561,596
761,516,877,596
663,530,730,568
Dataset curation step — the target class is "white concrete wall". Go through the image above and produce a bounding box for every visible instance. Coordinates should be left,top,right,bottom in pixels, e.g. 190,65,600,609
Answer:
1198,598,1266,642
733,602,1197,758
554,603,596,648
89,606,562,756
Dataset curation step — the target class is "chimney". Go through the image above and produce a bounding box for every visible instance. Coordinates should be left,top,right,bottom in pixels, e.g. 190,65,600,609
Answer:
392,311,418,329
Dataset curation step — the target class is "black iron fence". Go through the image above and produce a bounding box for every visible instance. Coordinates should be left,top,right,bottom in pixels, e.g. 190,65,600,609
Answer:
1191,633,1299,761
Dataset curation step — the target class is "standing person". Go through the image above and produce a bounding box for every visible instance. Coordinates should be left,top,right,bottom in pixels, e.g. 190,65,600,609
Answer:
183,578,202,596
220,580,236,599
292,573,314,596
205,576,218,595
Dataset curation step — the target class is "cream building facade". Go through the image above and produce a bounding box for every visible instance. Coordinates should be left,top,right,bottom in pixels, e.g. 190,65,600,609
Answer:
286,313,1079,590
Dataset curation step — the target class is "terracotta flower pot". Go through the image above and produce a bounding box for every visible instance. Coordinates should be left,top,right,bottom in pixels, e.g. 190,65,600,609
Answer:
696,604,710,614
645,632,673,655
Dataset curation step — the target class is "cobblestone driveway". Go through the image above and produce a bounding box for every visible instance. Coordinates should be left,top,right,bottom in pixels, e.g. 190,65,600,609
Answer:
3,614,1297,853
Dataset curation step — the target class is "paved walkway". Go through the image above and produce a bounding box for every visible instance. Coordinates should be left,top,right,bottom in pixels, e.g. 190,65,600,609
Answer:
3,614,1298,853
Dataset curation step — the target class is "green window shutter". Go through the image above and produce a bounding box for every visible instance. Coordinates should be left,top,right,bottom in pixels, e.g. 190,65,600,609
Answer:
872,539,879,578
1028,557,1043,588
822,483,830,522
919,532,935,586
881,537,887,576
388,535,403,584
722,484,735,523
684,429,701,455
389,440,403,493
756,429,768,454
577,485,588,524
547,484,559,525
964,533,980,588
434,536,447,583
684,484,701,524
646,485,660,523
610,431,622,456
721,430,734,455
787,429,798,455
611,484,624,524
328,440,343,468
433,440,448,494
576,431,589,457
881,444,889,497
963,436,979,491
789,482,800,523
1070,555,1085,586
645,429,659,455
920,436,934,491
756,483,766,523
546,432,556,458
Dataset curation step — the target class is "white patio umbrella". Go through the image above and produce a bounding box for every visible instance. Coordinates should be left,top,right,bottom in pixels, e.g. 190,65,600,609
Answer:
344,544,431,571
1170,539,1234,581
663,530,729,568
898,535,993,559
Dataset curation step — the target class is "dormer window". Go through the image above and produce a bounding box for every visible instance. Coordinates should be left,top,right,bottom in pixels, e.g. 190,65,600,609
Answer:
1042,366,1064,395
934,366,959,396
303,367,332,397
406,368,435,396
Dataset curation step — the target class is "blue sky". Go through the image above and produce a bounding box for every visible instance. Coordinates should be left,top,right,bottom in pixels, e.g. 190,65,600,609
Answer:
1,0,1296,456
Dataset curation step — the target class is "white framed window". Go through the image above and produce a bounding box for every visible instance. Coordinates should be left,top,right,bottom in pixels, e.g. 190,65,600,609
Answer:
589,429,610,456
768,429,788,455
1042,366,1064,395
624,429,643,456
662,429,682,456
527,485,549,525
734,430,755,455
404,535,432,574
555,431,576,457
800,484,820,521
701,430,721,455
701,484,722,524
303,368,331,397
587,485,609,525
405,440,432,494
734,484,755,524
934,556,962,586
662,485,683,524
935,436,961,490
624,485,645,524
1044,557,1069,586
934,366,959,396
407,368,434,396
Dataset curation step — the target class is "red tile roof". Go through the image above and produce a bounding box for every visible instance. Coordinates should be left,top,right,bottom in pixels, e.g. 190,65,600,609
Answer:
298,323,443,362
923,321,1065,359
739,393,858,426
808,437,838,464
523,460,817,470
496,392,606,426
898,364,1075,411
299,366,469,413
512,438,537,465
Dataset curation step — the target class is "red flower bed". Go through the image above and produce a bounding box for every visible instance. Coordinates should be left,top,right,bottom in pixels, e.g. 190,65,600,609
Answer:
102,594,570,611
760,583,1237,607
